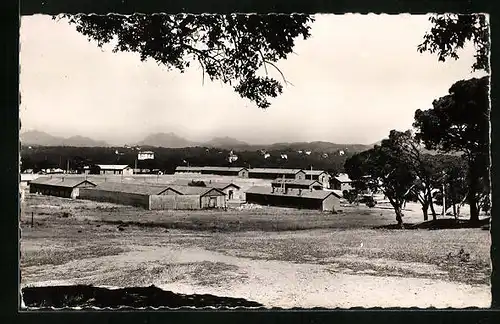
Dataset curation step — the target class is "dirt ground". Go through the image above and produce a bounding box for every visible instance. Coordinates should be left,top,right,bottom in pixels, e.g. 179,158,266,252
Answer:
20,192,492,308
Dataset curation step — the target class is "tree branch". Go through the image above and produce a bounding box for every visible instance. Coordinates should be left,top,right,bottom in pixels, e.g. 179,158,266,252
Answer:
264,60,294,86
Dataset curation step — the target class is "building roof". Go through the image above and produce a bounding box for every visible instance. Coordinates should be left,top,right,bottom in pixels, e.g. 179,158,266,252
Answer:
271,179,323,187
249,168,305,175
175,166,328,177
176,166,203,171
96,164,131,170
245,186,341,200
334,173,352,183
92,182,168,195
29,177,97,188
170,179,240,190
208,182,241,190
165,185,226,196
304,170,328,176
175,166,247,172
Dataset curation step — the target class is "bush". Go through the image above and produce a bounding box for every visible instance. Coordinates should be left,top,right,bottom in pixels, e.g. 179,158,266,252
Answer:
342,190,358,204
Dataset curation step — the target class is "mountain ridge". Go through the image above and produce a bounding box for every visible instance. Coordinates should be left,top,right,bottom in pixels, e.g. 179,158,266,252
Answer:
20,130,373,153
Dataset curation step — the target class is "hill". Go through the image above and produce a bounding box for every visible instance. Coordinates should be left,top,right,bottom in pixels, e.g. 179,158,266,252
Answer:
135,132,196,148
20,130,372,154
20,130,109,147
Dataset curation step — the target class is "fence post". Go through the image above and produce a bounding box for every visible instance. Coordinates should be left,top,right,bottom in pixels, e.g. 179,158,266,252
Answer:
31,212,34,228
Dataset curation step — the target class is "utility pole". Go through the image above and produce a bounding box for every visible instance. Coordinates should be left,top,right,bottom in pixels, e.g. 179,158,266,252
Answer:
66,159,70,174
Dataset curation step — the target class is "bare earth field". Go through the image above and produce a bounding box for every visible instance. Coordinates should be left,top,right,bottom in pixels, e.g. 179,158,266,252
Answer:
20,191,491,308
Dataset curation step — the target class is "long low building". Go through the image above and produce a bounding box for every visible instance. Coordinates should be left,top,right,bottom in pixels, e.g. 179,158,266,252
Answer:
78,182,227,210
271,179,323,191
94,165,134,176
29,177,97,199
175,166,249,177
245,186,341,212
170,179,243,201
175,166,331,188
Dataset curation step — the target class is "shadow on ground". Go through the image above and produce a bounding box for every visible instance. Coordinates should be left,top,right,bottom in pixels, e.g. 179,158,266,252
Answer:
374,217,490,230
21,285,263,309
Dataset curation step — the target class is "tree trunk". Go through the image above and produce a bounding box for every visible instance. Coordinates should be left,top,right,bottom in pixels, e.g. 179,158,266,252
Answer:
452,203,457,218
468,176,480,223
469,196,479,222
427,190,437,221
422,205,429,221
468,159,480,223
395,206,404,228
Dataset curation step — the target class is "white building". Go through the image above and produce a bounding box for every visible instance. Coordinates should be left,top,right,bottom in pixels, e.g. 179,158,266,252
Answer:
138,151,155,160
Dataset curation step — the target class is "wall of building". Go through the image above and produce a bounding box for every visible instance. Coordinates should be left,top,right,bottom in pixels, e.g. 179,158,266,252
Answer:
221,187,243,201
30,184,74,198
246,193,324,210
200,194,226,209
79,188,150,209
238,170,249,178
122,168,134,176
149,195,201,210
318,174,331,188
295,172,307,180
322,195,341,212
249,172,296,180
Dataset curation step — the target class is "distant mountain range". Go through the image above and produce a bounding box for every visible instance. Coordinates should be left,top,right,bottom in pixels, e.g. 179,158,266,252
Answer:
20,130,110,147
20,130,374,153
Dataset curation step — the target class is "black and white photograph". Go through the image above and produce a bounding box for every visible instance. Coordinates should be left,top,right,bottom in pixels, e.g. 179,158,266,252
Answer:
18,13,491,309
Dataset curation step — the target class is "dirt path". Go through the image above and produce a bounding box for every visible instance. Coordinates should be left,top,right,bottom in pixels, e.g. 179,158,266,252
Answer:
22,243,491,308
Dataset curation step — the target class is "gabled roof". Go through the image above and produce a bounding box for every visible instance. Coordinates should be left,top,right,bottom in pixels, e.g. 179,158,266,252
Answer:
29,177,97,188
165,185,226,196
92,182,168,195
208,182,241,190
175,166,247,172
176,166,204,171
202,166,248,172
249,168,305,175
304,170,329,176
96,164,131,170
271,179,323,187
169,179,240,191
246,186,341,200
334,173,352,183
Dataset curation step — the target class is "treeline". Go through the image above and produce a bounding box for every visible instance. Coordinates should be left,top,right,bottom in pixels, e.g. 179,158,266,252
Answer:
344,76,490,226
20,146,355,175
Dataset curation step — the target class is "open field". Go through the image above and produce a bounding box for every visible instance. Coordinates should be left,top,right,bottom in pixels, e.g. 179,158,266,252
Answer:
22,190,450,232
19,191,491,308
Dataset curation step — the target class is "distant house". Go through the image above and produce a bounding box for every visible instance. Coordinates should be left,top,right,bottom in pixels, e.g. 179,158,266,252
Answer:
303,170,331,188
331,173,353,192
95,164,134,176
162,185,227,209
29,177,97,199
175,166,249,178
271,179,323,191
248,168,307,180
170,179,243,202
206,182,242,201
245,186,341,212
138,151,155,160
174,166,330,185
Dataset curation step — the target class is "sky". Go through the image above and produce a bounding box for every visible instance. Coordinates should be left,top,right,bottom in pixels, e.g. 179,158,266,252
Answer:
19,14,487,146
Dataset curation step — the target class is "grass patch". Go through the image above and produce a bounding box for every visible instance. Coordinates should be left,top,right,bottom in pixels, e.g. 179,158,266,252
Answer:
21,244,128,267
171,228,491,285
